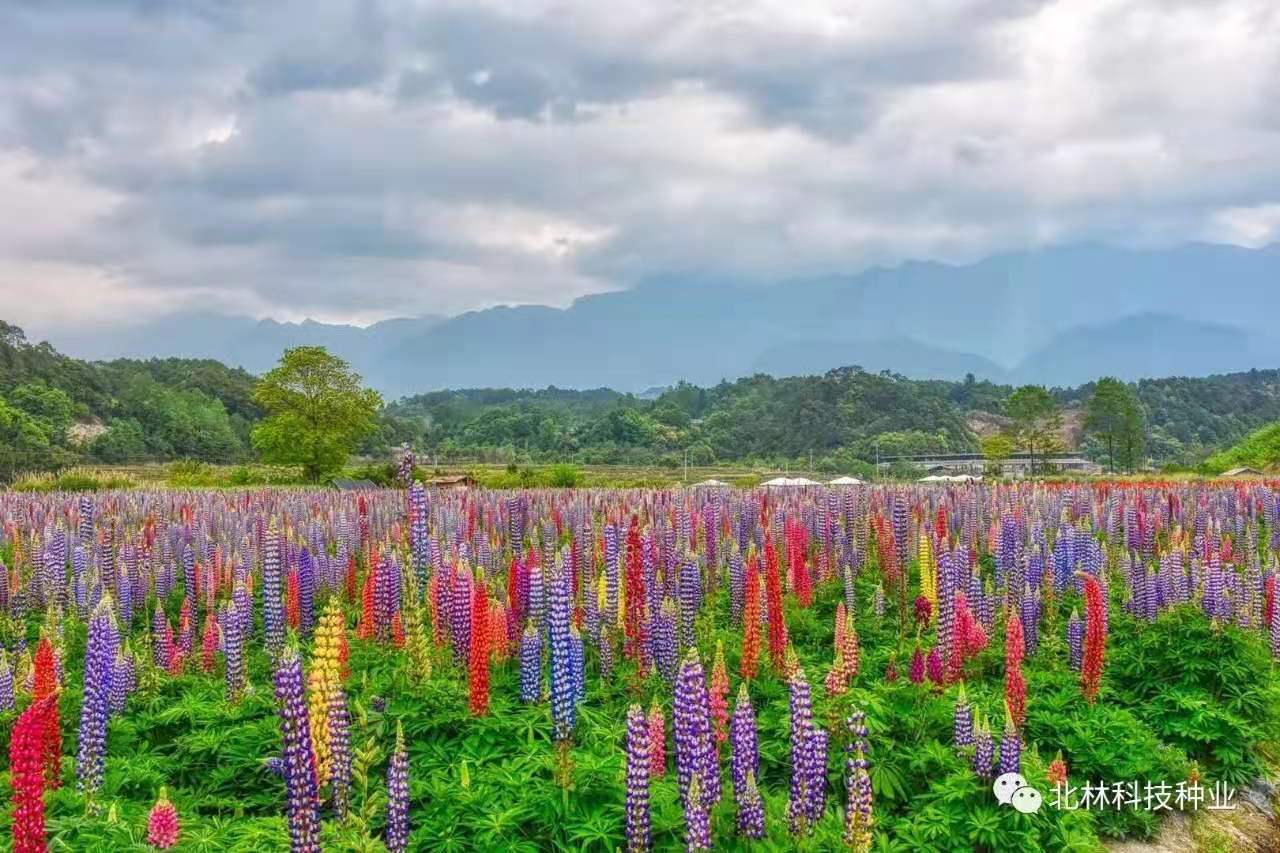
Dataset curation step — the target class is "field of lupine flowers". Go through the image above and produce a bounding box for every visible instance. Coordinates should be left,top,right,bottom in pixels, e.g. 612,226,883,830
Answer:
1,478,1279,852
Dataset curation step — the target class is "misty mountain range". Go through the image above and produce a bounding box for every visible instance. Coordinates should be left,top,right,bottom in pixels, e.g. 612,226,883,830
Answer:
53,242,1280,397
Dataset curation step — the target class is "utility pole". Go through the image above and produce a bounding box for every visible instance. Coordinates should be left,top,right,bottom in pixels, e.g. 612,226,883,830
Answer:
684,447,689,485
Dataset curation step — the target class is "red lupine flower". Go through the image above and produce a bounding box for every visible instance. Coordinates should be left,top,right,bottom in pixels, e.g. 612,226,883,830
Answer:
338,624,351,681
11,694,56,853
285,570,301,631
764,538,787,674
1005,613,1026,729
740,559,761,680
391,613,406,649
345,556,358,604
201,611,219,674
147,788,180,849
1081,575,1106,704
709,642,730,745
1046,753,1068,785
648,702,666,778
358,569,376,640
468,579,490,716
31,637,60,791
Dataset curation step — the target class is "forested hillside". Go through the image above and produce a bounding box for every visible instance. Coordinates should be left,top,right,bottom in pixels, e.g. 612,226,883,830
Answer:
5,320,1280,474
389,368,1280,470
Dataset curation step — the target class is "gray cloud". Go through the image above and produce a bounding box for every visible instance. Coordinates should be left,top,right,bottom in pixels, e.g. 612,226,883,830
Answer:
1,0,1279,338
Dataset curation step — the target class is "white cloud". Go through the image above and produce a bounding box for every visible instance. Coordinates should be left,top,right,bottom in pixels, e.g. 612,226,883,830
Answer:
0,0,1278,340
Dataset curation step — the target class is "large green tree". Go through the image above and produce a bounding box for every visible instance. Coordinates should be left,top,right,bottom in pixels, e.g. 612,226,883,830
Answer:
251,347,382,482
1085,377,1145,472
1007,385,1062,475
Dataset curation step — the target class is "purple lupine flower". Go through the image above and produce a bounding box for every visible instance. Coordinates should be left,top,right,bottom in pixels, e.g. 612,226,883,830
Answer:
329,687,353,820
998,710,1021,777
570,624,586,705
222,599,246,701
604,524,620,627
654,598,679,681
549,562,575,742
297,548,316,637
1020,584,1039,656
624,704,652,853
108,649,135,716
77,595,119,797
953,683,973,747
520,621,542,702
599,624,615,680
684,776,711,851
844,709,873,852
265,756,285,777
274,647,321,853
737,772,766,839
152,606,170,668
672,648,719,814
263,522,285,655
1067,610,1084,671
386,722,410,853
1271,580,1280,660
0,651,13,712
973,718,994,781
678,557,701,649
787,665,825,836
729,551,745,624
730,684,759,806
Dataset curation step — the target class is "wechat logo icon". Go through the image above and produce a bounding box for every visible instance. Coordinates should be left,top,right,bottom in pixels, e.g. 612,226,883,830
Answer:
994,773,1043,814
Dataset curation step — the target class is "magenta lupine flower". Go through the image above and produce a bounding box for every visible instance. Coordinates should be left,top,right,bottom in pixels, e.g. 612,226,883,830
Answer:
520,621,542,703
263,522,285,655
926,647,944,684
1067,609,1084,671
625,704,651,853
953,683,973,748
909,645,925,684
672,648,719,813
386,722,410,853
273,647,320,853
329,687,352,820
844,709,873,852
77,595,119,797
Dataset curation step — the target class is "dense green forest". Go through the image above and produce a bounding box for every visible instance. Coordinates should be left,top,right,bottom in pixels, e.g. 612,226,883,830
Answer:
4,320,1280,475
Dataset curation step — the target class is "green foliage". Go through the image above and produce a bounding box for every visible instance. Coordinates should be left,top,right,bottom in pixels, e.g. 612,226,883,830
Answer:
1204,421,1280,473
1084,378,1146,473
1007,386,1063,474
1108,608,1280,784
546,463,582,488
251,347,383,482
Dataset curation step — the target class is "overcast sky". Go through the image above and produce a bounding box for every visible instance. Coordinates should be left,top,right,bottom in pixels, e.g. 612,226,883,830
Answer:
3,0,1279,338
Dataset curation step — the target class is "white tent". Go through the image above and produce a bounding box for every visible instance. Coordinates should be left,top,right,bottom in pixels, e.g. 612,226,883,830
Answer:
763,476,819,487
828,476,864,486
918,475,949,483
692,479,730,487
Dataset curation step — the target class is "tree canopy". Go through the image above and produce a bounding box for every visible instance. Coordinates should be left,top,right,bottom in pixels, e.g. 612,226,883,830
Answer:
251,347,383,481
